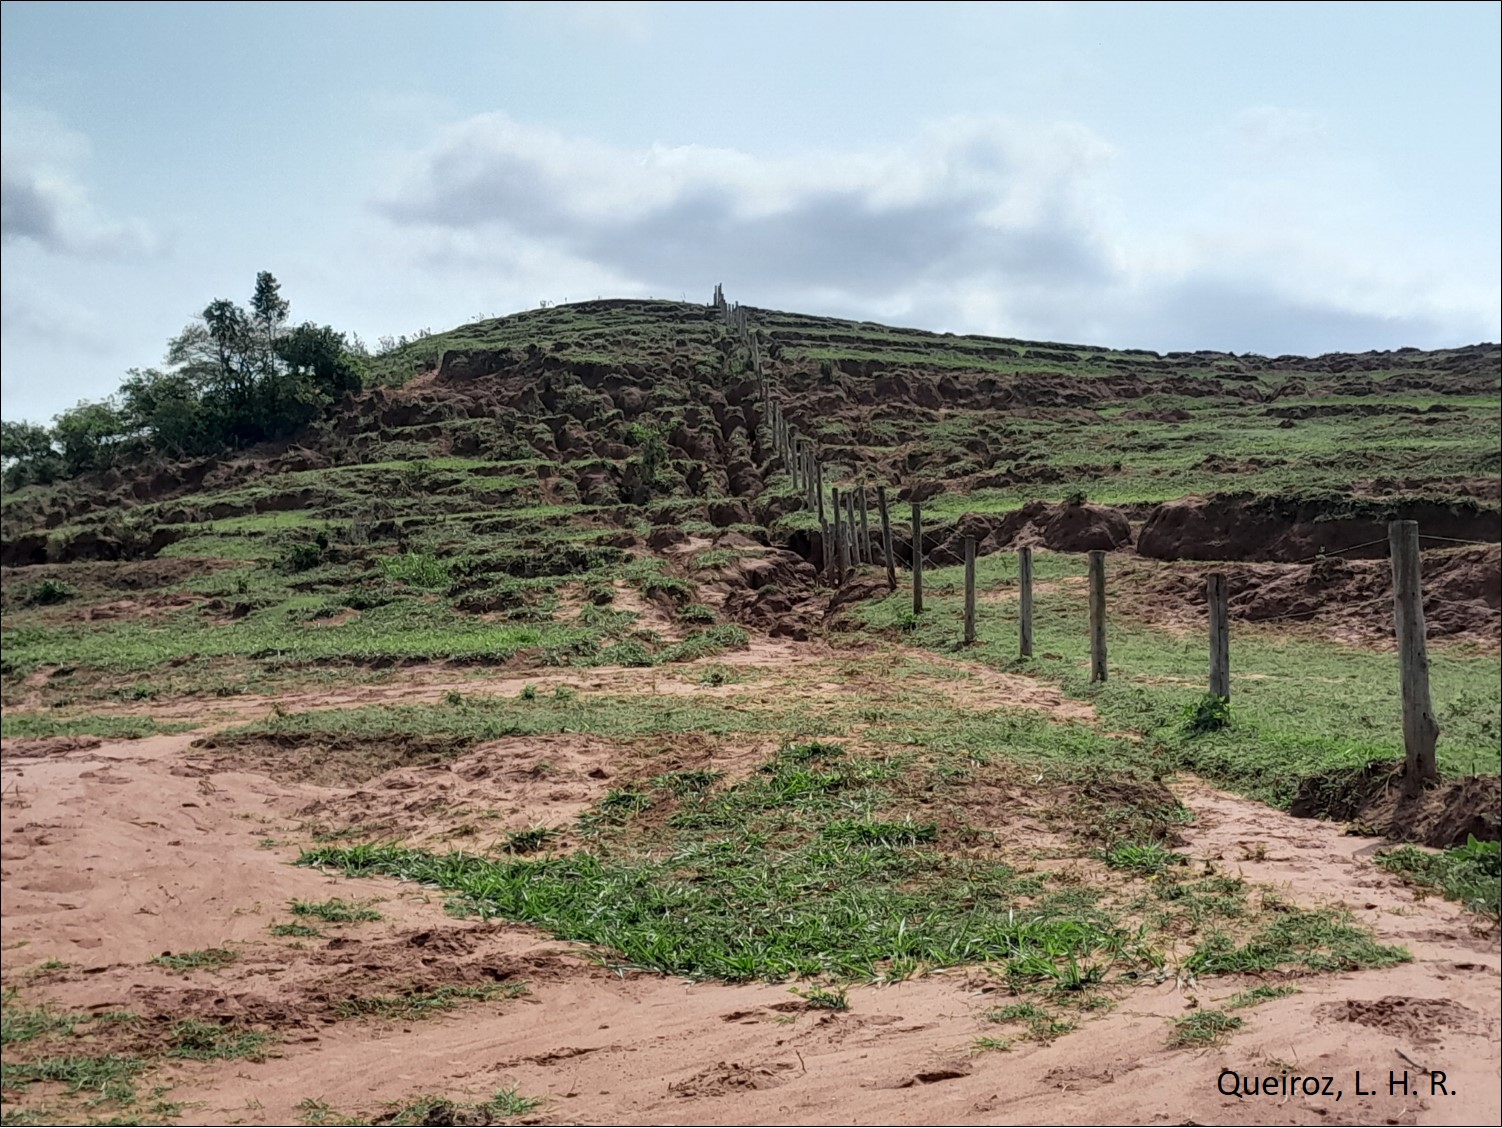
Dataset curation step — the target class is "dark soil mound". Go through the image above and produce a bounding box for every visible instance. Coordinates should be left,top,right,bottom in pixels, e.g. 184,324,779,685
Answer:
1137,494,1500,563
1291,761,1500,848
1041,502,1132,552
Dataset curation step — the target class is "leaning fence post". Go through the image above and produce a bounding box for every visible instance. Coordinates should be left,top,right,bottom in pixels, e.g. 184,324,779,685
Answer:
815,461,826,528
963,536,977,644
1088,550,1107,683
1388,520,1440,798
911,503,924,614
857,487,871,565
877,486,896,590
1207,573,1230,699
1018,546,1034,658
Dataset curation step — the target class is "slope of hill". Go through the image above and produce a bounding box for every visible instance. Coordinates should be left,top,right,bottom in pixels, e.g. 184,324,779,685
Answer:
1,297,1498,1127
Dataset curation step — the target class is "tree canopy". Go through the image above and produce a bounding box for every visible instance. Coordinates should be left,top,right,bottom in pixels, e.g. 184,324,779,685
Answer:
2,272,366,490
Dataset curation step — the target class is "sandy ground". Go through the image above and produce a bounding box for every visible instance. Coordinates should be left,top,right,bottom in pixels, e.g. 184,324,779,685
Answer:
2,656,1498,1127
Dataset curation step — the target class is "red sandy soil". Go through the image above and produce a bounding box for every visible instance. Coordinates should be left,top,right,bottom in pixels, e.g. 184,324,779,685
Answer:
2,661,1498,1127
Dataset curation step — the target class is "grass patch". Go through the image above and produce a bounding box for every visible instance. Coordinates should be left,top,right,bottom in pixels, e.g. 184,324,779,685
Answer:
1168,1008,1243,1048
1376,836,1501,917
375,1085,542,1126
1,993,77,1047
1185,908,1409,974
789,985,849,1011
166,1019,274,1061
1103,842,1188,874
0,714,194,740
148,948,238,972
289,898,382,923
0,1053,146,1103
333,984,525,1021
985,1002,1076,1042
269,921,324,938
1224,984,1299,1010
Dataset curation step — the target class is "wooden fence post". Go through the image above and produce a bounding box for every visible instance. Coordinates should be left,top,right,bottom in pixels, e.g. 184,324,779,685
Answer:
963,536,977,644
1088,550,1107,683
845,491,858,568
1389,520,1440,798
1018,546,1034,658
831,487,844,583
1207,573,1230,699
857,487,871,564
877,486,896,590
815,461,826,528
911,503,924,614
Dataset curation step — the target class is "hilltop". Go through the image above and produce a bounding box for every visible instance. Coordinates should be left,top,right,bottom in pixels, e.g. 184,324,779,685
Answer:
1,296,1499,1127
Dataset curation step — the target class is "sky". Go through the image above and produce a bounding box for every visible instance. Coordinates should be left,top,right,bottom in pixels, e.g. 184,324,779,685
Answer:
2,0,1499,422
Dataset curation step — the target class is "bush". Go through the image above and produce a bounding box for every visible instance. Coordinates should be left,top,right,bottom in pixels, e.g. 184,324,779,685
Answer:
380,552,450,589
1182,693,1231,735
26,578,77,606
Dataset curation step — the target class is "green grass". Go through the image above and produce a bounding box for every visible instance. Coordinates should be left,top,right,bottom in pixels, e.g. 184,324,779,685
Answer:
1223,984,1299,1010
0,1054,146,1103
985,1002,1077,1042
0,714,194,740
1184,909,1408,974
300,839,1150,983
269,921,324,938
1,993,77,1047
789,985,849,1011
1377,836,1501,916
165,1019,273,1062
292,1085,542,1128
147,948,238,972
289,898,382,924
1168,1008,1243,1048
332,984,525,1021
857,550,1501,804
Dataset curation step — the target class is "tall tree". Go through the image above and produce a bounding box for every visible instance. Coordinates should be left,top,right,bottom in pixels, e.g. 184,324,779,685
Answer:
250,271,290,366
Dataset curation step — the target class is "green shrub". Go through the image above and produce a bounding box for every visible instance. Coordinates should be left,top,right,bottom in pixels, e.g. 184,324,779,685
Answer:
1182,693,1231,734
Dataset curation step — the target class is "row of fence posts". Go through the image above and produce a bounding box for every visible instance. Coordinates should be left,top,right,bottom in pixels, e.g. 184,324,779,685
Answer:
717,288,1438,795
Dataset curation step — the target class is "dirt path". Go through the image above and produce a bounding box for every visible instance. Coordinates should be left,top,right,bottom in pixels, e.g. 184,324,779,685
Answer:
3,660,1497,1126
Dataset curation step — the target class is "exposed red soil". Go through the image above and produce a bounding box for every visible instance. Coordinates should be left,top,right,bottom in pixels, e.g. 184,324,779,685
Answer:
3,728,1497,1126
1114,544,1500,648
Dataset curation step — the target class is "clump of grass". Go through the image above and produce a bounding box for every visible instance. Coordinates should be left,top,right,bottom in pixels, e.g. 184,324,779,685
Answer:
290,898,382,924
25,578,77,606
972,1035,1011,1052
1182,693,1232,735
379,1085,542,1125
333,984,524,1021
821,818,937,847
1,991,77,1046
775,740,845,763
790,985,849,1011
502,827,556,854
380,552,450,590
1377,835,1500,917
1103,841,1188,874
652,769,722,796
1224,984,1298,1010
1168,1008,1243,1047
270,921,324,938
1185,908,1409,974
149,947,238,972
296,1096,365,1126
985,1001,1075,1042
167,1018,274,1061
696,663,740,687
0,1053,146,1102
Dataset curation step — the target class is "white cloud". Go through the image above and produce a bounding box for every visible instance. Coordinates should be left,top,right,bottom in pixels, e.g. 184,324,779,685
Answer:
0,97,156,258
366,108,1497,353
